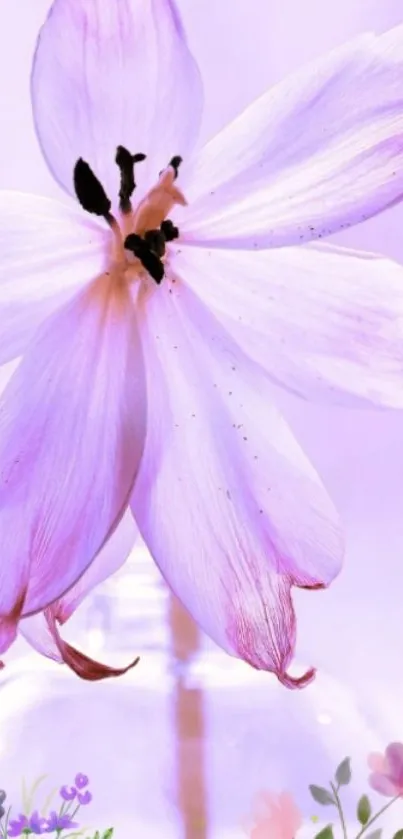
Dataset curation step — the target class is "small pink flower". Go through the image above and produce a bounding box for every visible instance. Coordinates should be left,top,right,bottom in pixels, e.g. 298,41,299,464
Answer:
368,742,403,797
249,791,302,839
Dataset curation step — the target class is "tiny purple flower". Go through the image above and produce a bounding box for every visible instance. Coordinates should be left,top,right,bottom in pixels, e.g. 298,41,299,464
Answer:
59,785,77,801
74,774,89,790
7,814,28,837
77,790,92,806
45,812,78,833
29,811,48,835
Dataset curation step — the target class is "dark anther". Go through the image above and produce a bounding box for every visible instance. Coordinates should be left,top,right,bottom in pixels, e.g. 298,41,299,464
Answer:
115,146,147,213
144,229,166,258
169,156,183,179
73,159,111,217
124,234,165,285
161,219,179,242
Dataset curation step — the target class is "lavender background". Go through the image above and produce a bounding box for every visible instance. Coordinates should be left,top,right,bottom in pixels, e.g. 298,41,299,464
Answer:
1,0,403,836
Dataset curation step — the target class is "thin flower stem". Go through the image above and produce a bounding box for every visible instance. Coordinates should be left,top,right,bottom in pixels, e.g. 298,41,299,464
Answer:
330,782,348,839
0,806,10,839
355,795,401,839
69,805,81,822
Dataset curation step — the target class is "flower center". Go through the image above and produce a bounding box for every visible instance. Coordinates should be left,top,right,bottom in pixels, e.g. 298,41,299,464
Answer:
73,147,187,285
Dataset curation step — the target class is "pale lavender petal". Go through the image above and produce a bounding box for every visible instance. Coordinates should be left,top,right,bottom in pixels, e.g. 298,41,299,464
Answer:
46,515,137,625
131,280,343,688
0,273,146,652
369,772,399,797
0,191,108,364
182,26,403,248
31,0,203,202
168,241,403,408
19,520,139,678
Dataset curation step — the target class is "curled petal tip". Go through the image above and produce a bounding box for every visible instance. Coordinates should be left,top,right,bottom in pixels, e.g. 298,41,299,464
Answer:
277,667,317,690
60,640,140,682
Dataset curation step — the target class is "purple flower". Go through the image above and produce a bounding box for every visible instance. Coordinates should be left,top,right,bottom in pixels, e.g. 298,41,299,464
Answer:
7,815,28,837
59,785,77,802
29,811,48,835
74,774,89,790
77,790,92,806
12,0,403,690
44,812,78,833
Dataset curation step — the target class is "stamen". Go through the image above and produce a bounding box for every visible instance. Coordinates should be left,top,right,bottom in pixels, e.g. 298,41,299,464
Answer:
160,219,179,242
124,234,165,285
115,146,146,214
169,156,183,179
144,229,166,258
73,159,112,218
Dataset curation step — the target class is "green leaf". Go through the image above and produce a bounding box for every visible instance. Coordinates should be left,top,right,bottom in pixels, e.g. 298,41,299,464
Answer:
101,830,114,839
335,757,352,786
365,831,382,839
357,794,371,826
314,826,334,839
309,785,336,806
392,831,403,839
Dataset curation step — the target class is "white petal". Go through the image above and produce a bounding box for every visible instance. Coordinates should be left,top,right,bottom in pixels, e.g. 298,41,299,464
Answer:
181,26,403,248
168,241,403,408
131,281,343,687
0,191,108,364
31,0,203,201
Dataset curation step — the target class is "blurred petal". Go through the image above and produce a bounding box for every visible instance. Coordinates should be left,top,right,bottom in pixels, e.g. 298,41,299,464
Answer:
59,787,76,802
20,611,139,682
77,791,92,805
170,242,403,408
0,192,108,364
386,742,403,782
31,0,203,201
0,273,146,651
131,281,343,687
368,752,388,772
278,792,303,836
182,26,403,248
369,772,398,797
